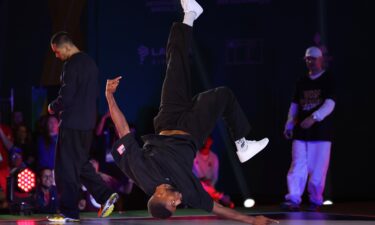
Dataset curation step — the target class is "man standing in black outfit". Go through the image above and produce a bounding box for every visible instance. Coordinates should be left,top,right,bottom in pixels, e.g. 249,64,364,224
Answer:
105,0,277,224
47,32,118,222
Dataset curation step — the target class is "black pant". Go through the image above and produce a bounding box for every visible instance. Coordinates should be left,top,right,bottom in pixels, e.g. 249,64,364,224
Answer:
153,23,251,148
55,127,113,219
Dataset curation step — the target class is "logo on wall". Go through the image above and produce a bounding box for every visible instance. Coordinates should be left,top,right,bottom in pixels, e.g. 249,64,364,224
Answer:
145,0,179,12
217,0,270,5
225,39,263,65
138,45,166,65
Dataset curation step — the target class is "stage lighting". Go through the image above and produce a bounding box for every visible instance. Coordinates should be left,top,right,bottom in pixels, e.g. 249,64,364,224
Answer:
243,198,255,208
17,168,36,193
7,167,36,215
323,200,333,205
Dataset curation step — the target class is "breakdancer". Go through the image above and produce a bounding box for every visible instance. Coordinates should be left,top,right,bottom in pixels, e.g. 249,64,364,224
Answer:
105,0,277,224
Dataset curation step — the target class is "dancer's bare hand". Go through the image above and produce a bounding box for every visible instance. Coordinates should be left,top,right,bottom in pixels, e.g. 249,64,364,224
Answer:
252,215,279,225
284,129,293,139
106,76,122,97
300,115,315,129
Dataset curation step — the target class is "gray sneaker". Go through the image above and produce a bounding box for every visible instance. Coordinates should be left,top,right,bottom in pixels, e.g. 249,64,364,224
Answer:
98,193,119,218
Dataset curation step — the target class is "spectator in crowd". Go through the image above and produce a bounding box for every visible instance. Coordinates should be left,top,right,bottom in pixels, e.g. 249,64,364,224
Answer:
36,115,59,170
193,137,234,208
11,110,25,131
34,168,59,214
9,147,26,171
13,124,35,169
0,114,13,202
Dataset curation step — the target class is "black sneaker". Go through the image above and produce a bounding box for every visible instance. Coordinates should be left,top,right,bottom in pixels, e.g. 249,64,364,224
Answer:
306,203,321,212
280,201,300,211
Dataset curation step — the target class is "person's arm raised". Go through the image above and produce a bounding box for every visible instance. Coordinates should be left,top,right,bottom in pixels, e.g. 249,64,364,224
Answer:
105,76,130,138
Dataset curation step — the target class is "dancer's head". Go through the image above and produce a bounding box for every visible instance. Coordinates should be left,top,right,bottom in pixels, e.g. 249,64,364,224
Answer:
148,184,182,219
304,46,324,73
50,31,78,61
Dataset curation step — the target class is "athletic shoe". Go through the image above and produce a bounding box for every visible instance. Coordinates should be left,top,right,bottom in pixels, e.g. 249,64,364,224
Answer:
306,202,321,212
98,193,119,218
181,0,203,19
47,214,80,223
236,138,269,163
280,201,301,212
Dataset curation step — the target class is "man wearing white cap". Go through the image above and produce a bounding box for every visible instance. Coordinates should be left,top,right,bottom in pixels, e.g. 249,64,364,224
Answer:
281,46,335,211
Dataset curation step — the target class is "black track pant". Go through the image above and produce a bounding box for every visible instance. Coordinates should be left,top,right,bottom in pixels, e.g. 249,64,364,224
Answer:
153,23,251,148
55,128,113,219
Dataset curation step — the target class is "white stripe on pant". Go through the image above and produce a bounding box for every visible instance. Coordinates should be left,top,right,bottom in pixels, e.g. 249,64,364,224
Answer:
285,140,331,205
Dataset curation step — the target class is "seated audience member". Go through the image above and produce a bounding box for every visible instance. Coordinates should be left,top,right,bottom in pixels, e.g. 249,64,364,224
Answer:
36,115,58,170
0,116,13,202
193,137,234,208
34,168,58,214
13,124,35,169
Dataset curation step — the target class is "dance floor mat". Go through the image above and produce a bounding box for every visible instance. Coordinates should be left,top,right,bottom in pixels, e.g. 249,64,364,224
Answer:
1,209,375,225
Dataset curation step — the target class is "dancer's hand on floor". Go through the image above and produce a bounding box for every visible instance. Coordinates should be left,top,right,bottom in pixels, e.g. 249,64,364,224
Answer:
252,215,279,225
106,76,122,96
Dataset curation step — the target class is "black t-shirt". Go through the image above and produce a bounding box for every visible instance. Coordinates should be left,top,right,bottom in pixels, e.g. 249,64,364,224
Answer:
292,71,335,141
111,133,214,212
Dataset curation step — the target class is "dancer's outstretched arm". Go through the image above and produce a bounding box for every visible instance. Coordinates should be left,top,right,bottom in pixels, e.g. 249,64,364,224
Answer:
105,76,130,138
212,202,278,225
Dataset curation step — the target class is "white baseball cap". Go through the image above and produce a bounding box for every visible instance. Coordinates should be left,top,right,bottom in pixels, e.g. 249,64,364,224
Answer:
305,46,323,58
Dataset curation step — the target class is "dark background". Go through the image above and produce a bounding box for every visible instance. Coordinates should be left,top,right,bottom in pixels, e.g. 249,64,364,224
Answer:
0,0,373,209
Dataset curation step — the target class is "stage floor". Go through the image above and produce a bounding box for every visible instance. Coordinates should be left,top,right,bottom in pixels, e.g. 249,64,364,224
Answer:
1,209,375,225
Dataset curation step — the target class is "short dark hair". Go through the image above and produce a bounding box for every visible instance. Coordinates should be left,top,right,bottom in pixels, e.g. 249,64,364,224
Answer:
50,31,73,46
147,198,172,219
38,167,53,178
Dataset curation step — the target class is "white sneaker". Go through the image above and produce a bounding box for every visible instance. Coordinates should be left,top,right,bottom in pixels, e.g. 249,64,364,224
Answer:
236,138,269,163
181,0,203,19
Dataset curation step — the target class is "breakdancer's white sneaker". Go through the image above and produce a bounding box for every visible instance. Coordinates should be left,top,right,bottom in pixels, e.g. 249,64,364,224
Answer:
235,138,269,163
181,0,203,19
